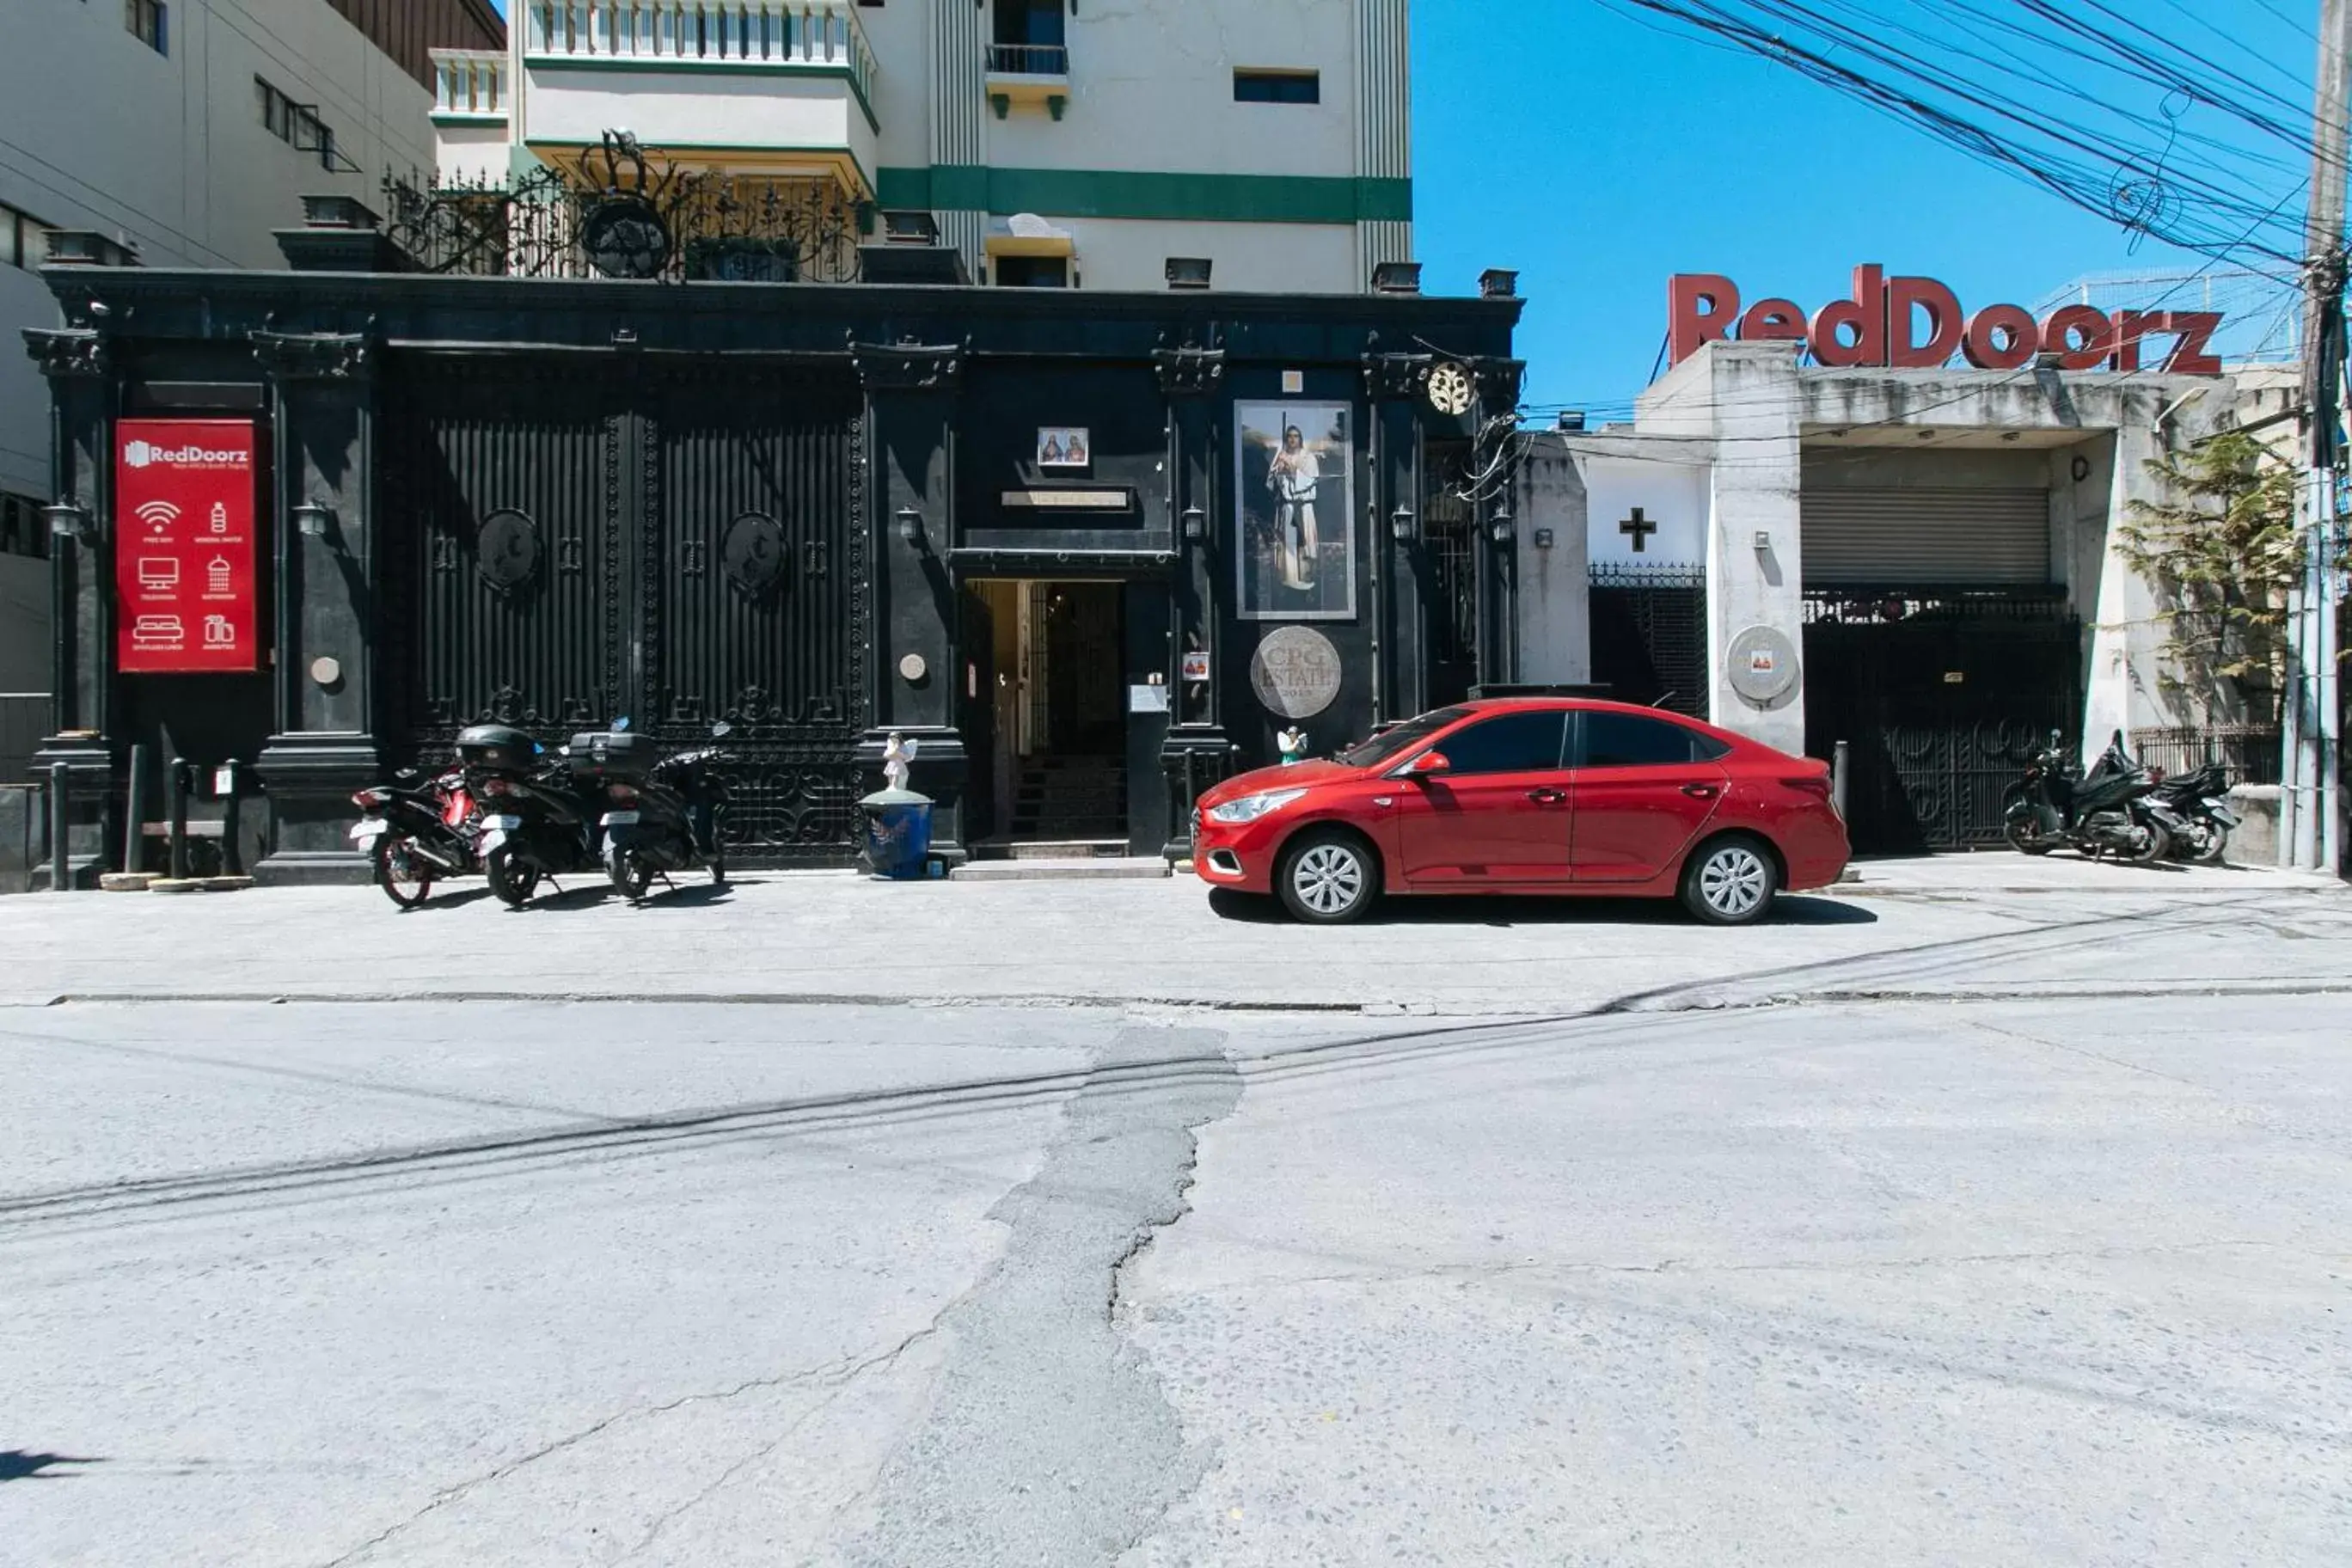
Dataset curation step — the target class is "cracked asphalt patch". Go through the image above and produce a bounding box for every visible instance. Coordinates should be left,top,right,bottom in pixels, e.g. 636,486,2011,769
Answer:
836,1027,1243,1568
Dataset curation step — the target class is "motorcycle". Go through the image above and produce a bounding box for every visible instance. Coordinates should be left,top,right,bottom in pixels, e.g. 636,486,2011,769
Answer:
2003,731,2172,863
588,723,735,902
457,724,606,908
349,768,481,910
2149,760,2239,865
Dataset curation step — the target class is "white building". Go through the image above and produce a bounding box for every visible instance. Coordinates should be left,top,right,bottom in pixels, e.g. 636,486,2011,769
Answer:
429,0,1412,293
1516,266,2281,855
0,0,504,730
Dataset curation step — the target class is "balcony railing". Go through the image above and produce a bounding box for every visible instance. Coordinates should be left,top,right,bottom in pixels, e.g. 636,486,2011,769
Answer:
986,42,1069,77
431,49,508,117
524,3,877,103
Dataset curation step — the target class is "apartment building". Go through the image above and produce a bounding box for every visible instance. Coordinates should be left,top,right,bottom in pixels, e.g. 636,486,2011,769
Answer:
430,0,1412,292
0,0,502,731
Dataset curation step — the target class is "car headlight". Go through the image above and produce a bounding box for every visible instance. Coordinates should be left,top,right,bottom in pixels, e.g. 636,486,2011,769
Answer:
1206,788,1307,825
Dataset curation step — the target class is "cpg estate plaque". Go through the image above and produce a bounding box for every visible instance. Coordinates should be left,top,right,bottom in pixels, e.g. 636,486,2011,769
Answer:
1248,626,1343,719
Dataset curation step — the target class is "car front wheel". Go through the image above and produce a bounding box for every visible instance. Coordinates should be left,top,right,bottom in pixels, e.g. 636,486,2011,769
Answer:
1277,831,1377,925
1679,835,1779,926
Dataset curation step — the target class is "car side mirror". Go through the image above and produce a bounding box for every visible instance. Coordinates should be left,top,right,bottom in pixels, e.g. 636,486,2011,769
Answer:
1400,750,1450,779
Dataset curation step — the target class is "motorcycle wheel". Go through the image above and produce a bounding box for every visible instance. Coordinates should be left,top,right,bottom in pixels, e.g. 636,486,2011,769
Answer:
2176,821,2229,866
485,846,542,909
373,836,433,910
2002,817,2055,856
608,843,653,903
2122,819,2171,866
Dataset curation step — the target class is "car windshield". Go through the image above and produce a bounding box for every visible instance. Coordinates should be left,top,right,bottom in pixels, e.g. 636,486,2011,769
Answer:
1335,707,1473,769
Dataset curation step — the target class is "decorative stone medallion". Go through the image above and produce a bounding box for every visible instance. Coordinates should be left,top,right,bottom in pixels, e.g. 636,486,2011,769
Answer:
1249,626,1344,719
476,509,542,595
722,511,789,597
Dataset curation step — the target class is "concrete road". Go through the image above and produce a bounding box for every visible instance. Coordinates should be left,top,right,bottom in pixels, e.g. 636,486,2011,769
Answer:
3,874,2348,1564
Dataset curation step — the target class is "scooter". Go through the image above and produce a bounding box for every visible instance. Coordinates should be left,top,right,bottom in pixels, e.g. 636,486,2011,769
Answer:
2003,731,2171,863
349,767,480,909
591,724,735,902
2149,761,2239,865
457,724,604,908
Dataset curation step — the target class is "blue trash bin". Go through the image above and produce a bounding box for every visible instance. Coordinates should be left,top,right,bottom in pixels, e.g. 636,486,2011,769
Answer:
859,787,934,880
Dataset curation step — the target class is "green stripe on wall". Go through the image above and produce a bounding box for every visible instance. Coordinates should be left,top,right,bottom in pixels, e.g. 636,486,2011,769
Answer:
873,167,1412,224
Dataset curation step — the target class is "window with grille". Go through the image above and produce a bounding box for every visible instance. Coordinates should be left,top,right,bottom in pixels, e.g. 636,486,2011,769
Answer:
1424,438,1478,667
1234,70,1320,104
126,0,168,54
1,493,51,561
259,79,340,171
3,203,52,271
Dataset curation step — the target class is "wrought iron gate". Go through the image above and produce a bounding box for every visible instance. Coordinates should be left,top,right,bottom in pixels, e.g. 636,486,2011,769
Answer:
380,357,869,863
1803,588,2081,854
1589,564,1707,716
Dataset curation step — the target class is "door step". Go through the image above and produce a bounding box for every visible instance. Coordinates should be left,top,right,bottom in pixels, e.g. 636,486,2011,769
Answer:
971,839,1132,861
953,856,1172,882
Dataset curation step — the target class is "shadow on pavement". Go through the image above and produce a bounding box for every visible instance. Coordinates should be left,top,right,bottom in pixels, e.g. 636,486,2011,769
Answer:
1,1449,101,1482
1207,889,1877,928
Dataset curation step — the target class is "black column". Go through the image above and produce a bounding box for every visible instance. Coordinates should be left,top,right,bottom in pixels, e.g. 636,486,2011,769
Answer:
249,328,383,884
1153,344,1233,861
21,325,117,886
851,340,971,866
1364,352,1431,722
1475,358,1527,689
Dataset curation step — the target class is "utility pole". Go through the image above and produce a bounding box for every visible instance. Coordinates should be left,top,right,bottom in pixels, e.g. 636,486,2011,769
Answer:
2284,0,2351,873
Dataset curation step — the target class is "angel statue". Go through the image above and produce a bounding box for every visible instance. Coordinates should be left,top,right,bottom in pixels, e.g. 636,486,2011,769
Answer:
883,732,921,793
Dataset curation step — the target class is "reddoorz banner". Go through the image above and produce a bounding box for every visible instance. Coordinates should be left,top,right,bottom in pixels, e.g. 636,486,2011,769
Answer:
113,419,266,675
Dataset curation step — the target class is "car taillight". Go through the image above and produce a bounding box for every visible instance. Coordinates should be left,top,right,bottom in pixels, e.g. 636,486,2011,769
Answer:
1783,776,1833,801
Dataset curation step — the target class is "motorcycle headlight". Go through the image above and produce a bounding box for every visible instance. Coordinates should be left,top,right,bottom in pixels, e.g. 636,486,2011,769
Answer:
1206,788,1307,825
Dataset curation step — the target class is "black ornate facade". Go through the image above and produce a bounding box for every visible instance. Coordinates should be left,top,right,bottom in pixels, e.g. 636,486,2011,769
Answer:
22,258,1519,880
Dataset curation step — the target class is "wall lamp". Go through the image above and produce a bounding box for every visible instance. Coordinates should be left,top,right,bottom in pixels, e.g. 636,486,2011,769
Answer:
1180,505,1206,543
1487,504,1515,545
895,506,926,548
293,499,337,540
45,501,95,546
1390,506,1418,542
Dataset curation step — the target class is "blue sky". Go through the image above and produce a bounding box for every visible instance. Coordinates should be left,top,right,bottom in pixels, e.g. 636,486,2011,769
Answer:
486,1,2318,408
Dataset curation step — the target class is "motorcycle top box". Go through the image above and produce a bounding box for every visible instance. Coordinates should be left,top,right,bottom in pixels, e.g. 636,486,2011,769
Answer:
456,724,539,774
568,730,658,781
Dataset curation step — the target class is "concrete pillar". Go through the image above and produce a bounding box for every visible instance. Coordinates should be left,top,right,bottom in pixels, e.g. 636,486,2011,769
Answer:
250,328,384,884
1513,435,1591,685
1698,347,1804,753
1154,345,1232,861
853,340,970,865
21,325,116,885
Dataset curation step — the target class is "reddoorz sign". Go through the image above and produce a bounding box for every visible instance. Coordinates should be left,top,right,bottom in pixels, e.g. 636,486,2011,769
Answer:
113,418,266,675
1669,265,2223,375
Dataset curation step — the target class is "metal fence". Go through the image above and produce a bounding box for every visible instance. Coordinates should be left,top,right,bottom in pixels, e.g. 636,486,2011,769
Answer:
2129,726,2282,786
0,694,47,785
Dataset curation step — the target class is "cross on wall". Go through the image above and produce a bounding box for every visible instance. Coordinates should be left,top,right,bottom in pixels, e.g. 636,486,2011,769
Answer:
1619,508,1658,553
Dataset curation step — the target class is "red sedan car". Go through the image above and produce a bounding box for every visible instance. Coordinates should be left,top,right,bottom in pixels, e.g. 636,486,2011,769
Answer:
1193,699,1847,925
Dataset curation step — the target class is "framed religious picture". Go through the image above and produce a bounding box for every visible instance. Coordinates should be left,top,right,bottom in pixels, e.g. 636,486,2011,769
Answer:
1235,401,1354,621
1037,427,1090,469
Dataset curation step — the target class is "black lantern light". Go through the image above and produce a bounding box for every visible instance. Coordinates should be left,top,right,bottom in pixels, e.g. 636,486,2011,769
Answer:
293,499,336,540
1488,503,1515,545
1180,505,1206,543
45,501,94,546
1389,506,1418,542
895,506,925,548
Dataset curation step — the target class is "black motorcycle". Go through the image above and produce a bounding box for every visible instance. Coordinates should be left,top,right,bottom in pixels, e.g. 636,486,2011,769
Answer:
349,767,481,910
458,724,605,908
590,725,734,902
2149,761,2239,865
2003,731,2172,863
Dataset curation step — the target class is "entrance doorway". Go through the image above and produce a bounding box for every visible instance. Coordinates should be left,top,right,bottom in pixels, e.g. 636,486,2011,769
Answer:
963,579,1127,848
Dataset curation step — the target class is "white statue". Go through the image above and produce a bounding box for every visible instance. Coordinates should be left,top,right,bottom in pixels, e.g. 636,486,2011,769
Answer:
1277,726,1309,766
882,732,920,792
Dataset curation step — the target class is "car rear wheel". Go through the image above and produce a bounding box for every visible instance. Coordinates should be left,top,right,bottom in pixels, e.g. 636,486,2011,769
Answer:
1277,831,1377,925
1679,835,1779,926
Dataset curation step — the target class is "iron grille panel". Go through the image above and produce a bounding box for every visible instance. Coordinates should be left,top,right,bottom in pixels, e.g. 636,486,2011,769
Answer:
1804,592,2083,854
1589,564,1707,716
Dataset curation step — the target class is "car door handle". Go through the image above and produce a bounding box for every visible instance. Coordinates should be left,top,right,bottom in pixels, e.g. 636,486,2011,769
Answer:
1527,787,1566,805
1681,784,1720,800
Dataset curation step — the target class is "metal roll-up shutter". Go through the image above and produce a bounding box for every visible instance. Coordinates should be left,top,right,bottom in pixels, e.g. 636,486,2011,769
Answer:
1802,487,2051,585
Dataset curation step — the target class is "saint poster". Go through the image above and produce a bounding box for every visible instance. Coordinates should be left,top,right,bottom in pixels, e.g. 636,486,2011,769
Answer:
1235,401,1354,621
